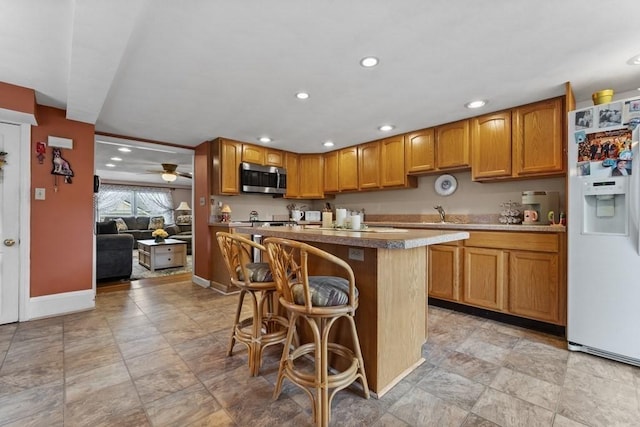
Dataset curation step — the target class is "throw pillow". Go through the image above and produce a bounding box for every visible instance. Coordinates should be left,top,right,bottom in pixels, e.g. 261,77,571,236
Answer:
96,220,118,235
148,216,165,230
176,214,192,224
114,218,128,232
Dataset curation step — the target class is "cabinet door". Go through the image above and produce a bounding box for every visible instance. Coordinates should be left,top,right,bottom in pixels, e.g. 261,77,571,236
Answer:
380,135,406,187
323,150,339,193
298,154,324,198
265,149,284,167
436,120,470,169
512,97,564,176
405,129,435,174
220,140,242,194
284,152,300,198
471,111,512,180
358,141,380,189
463,247,506,310
428,245,461,301
509,251,559,323
242,144,265,165
339,147,359,190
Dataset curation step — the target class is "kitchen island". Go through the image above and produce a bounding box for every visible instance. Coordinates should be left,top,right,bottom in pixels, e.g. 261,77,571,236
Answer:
233,225,469,397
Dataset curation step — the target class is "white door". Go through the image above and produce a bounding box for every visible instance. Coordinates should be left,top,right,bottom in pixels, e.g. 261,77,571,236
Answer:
0,122,21,324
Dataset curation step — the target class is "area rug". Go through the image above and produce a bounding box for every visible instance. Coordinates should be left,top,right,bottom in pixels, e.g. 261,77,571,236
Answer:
130,250,192,280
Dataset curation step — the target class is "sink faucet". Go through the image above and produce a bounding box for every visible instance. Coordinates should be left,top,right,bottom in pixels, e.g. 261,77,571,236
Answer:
434,205,446,223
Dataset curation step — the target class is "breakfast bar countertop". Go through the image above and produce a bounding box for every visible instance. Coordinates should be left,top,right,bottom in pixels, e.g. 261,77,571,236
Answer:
233,225,469,249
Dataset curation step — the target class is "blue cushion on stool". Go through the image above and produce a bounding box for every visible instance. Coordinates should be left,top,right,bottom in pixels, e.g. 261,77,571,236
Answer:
292,276,358,307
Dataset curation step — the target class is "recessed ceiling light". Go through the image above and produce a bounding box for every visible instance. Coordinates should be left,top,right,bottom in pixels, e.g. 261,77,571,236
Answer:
627,54,640,65
258,136,271,143
295,92,310,100
110,157,122,161
118,147,131,153
323,141,335,148
360,56,379,68
465,100,487,109
378,124,395,132
105,163,116,168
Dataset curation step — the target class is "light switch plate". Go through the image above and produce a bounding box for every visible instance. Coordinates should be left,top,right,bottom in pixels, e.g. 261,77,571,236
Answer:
35,188,45,200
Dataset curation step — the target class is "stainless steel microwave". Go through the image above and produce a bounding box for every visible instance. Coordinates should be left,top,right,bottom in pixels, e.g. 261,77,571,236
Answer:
240,162,287,194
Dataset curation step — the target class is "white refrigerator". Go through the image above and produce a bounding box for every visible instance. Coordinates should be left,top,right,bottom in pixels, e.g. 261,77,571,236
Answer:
567,97,640,366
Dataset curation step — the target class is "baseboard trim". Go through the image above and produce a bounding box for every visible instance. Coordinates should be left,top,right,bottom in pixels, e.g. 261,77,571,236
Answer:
26,289,95,321
192,275,210,289
429,298,566,337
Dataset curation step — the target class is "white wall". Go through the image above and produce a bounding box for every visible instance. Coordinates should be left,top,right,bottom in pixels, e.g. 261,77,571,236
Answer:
313,171,565,216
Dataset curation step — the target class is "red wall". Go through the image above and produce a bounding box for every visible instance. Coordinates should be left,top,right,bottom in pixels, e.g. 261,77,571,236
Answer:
0,81,36,115
193,142,212,279
30,106,95,297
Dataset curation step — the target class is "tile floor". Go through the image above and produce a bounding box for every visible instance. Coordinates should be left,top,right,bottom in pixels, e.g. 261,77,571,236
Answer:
1,276,639,426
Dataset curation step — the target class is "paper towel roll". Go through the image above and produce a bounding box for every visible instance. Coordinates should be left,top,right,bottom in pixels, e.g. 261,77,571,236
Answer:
322,211,333,228
350,214,361,230
335,208,347,227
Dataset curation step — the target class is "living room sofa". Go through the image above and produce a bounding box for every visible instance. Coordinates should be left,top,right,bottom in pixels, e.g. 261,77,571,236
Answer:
96,220,134,281
103,216,192,253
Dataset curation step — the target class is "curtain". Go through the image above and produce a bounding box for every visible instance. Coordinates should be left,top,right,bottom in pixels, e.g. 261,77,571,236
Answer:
137,189,174,223
97,184,174,223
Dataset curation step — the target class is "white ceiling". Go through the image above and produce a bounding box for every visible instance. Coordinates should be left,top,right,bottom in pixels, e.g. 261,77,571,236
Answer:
2,1,640,185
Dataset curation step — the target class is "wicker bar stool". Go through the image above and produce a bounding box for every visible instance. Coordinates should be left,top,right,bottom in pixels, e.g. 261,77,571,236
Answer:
216,232,288,376
264,237,369,427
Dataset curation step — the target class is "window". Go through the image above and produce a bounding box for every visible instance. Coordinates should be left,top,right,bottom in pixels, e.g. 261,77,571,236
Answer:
97,184,174,223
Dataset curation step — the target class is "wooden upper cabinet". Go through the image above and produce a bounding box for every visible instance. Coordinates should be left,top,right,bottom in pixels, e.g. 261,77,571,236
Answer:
380,135,407,187
435,119,470,169
215,139,242,195
242,144,265,165
358,141,381,189
471,111,512,180
405,128,435,174
242,144,283,167
339,147,359,191
265,148,284,167
298,154,324,198
284,152,300,198
512,97,564,177
323,150,339,193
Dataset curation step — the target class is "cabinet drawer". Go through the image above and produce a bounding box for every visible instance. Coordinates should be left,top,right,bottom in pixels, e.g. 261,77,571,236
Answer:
155,245,185,255
465,231,558,253
155,254,183,268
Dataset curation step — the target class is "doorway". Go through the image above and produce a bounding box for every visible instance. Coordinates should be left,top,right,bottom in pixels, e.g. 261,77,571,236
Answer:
0,122,22,324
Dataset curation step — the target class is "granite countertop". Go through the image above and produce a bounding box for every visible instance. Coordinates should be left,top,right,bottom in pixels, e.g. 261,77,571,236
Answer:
233,225,469,249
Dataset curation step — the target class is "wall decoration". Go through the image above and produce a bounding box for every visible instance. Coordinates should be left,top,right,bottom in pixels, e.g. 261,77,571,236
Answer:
36,141,46,164
51,148,74,183
0,151,7,170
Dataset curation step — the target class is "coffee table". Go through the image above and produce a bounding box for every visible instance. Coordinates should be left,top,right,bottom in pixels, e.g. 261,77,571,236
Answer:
137,239,187,272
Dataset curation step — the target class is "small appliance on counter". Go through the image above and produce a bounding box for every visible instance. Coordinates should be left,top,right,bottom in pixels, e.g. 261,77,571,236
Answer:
304,210,321,221
521,191,560,224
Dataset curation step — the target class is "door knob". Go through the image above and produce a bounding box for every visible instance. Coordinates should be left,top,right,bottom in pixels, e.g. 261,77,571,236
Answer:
3,239,16,247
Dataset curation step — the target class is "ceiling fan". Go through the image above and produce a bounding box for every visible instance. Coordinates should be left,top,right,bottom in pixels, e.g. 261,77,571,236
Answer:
146,163,192,182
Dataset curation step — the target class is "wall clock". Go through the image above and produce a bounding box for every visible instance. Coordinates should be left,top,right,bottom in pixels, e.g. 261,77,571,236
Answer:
434,174,457,196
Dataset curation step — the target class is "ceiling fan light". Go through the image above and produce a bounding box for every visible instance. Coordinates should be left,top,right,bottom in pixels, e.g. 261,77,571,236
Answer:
162,173,177,182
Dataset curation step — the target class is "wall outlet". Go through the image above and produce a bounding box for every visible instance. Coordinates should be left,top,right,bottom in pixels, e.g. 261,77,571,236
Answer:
348,247,364,261
35,188,46,200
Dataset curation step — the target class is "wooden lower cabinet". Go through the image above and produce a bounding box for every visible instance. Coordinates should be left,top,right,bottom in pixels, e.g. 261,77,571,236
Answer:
463,247,507,311
428,244,461,301
428,230,566,325
508,251,560,323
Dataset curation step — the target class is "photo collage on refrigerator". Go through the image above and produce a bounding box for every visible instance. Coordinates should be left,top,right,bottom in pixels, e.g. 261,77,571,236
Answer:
573,98,640,177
